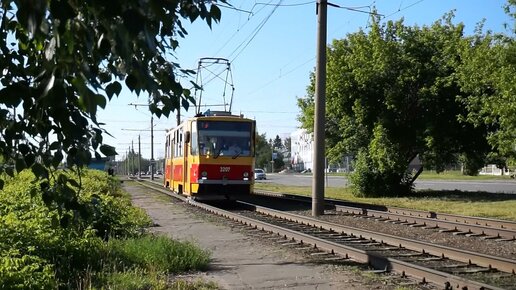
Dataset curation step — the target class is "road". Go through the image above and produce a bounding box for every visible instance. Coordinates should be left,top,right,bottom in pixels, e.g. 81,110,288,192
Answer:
259,173,516,194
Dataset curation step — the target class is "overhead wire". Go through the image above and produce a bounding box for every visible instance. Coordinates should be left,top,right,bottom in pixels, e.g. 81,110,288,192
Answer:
228,0,284,62
254,1,313,7
213,1,270,57
384,0,426,20
191,1,280,93
244,1,380,97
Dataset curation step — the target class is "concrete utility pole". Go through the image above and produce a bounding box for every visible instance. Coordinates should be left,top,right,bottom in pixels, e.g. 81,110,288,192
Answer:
126,149,129,175
312,0,327,217
138,135,141,179
131,141,134,175
150,117,155,181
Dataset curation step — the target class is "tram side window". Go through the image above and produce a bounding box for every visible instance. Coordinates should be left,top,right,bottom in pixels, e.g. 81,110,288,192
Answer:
191,122,198,155
174,131,179,158
176,129,183,157
172,134,176,158
165,135,169,158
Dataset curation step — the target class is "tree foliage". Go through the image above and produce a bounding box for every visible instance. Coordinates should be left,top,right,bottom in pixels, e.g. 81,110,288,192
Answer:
271,135,284,151
298,12,515,196
0,1,225,210
283,137,291,153
455,3,516,166
255,132,272,170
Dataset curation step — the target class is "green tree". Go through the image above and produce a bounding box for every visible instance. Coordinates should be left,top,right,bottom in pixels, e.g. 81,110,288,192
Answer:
255,132,272,170
298,14,496,196
283,137,292,153
272,135,284,151
273,152,285,171
455,2,516,168
0,1,225,210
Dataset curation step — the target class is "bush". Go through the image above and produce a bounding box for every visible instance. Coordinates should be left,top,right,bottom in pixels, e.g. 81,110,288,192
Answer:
1,169,213,288
350,150,413,197
0,169,152,286
0,249,56,289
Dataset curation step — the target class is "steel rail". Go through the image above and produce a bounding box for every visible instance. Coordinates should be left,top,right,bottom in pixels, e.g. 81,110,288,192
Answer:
133,180,511,289
333,204,516,240
253,189,516,234
244,201,516,275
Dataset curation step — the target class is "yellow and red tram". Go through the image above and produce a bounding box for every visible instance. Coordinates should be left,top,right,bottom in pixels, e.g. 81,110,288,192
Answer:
163,111,256,199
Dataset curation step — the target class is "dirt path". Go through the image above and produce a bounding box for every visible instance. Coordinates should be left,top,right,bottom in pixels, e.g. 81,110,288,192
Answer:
124,182,417,290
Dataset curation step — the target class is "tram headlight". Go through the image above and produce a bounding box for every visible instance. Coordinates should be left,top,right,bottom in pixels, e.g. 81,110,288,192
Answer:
201,171,208,177
243,172,249,178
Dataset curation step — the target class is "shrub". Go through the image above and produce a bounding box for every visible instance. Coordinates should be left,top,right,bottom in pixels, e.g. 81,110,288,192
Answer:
0,169,211,288
350,149,413,197
0,249,56,289
0,169,152,286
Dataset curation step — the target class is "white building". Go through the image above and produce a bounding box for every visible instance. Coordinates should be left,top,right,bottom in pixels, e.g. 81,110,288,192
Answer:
479,164,510,176
290,129,313,171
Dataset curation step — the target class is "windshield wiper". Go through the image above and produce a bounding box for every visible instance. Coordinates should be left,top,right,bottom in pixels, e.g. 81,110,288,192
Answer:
213,148,222,159
231,151,241,159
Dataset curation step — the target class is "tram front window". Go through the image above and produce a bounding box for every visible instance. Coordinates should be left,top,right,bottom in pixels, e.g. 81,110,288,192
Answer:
198,121,252,157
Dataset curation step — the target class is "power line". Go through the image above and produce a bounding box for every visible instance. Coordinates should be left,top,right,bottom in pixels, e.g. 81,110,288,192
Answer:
228,0,284,62
212,1,275,57
246,56,314,96
329,2,382,16
218,3,253,14
240,1,380,97
384,0,426,19
254,1,313,7
243,110,298,113
121,129,167,131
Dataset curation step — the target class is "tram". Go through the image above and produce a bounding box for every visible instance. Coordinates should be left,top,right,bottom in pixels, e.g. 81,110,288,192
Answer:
163,111,256,199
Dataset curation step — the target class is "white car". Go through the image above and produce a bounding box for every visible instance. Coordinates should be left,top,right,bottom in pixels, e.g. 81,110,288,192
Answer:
254,168,267,180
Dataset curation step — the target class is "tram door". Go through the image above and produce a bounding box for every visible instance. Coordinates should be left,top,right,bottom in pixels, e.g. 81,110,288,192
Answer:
182,126,191,194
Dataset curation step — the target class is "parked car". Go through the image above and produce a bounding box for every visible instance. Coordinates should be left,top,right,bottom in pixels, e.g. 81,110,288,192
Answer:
254,168,266,180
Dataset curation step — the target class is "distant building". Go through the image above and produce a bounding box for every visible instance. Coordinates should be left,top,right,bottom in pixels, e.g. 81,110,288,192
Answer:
479,164,510,176
290,129,353,173
290,129,313,172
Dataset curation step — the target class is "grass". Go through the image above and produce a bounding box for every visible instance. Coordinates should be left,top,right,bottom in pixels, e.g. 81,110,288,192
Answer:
254,183,516,221
106,235,211,274
323,170,514,180
100,269,168,290
81,235,212,289
418,170,514,180
96,269,218,290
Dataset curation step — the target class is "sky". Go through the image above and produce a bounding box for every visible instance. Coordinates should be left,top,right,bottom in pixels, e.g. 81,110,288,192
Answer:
97,0,513,161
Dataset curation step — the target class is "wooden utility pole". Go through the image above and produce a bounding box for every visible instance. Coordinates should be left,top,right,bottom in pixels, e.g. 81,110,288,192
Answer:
312,0,327,217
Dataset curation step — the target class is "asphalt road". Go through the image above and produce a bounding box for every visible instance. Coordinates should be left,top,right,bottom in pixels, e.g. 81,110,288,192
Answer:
258,173,516,194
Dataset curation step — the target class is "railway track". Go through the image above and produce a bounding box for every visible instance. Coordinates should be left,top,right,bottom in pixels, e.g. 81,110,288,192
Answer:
132,179,516,289
254,190,516,241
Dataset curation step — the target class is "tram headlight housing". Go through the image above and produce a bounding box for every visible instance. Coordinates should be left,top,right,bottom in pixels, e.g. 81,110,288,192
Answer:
243,172,249,178
201,171,208,178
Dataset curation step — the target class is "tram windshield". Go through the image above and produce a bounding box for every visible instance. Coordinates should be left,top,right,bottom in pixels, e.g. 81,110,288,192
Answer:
197,121,253,158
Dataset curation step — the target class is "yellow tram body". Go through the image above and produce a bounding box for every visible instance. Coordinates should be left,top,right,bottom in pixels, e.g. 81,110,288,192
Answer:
163,112,256,199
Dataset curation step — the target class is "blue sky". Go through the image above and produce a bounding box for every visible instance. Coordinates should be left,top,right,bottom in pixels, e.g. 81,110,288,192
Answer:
98,0,513,160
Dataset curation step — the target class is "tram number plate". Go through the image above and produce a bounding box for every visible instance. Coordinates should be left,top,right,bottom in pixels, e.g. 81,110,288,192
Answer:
220,166,231,173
